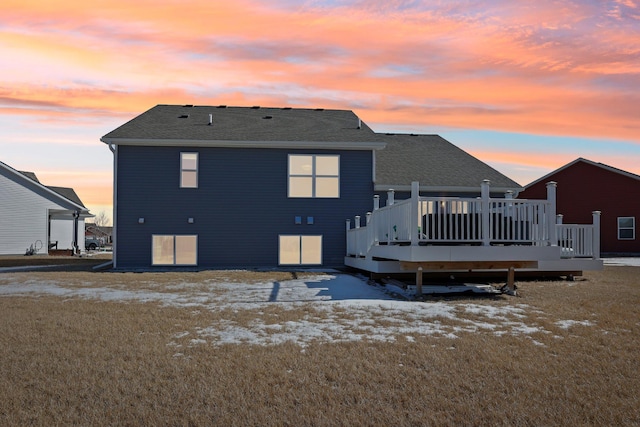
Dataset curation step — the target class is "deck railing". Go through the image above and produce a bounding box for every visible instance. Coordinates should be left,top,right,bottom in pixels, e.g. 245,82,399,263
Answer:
557,212,601,258
346,181,601,260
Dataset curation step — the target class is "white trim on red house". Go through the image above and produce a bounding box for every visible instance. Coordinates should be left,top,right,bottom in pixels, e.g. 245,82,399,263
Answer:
524,157,640,189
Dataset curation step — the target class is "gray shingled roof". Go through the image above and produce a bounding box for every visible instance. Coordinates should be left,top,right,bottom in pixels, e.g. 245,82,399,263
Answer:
102,104,378,142
47,186,86,208
102,104,521,191
375,135,522,191
19,171,40,183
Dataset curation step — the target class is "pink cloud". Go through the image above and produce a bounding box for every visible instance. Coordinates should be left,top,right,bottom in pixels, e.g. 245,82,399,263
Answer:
0,0,638,143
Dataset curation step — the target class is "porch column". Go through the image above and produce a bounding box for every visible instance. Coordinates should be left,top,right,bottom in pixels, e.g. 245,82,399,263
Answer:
481,180,491,246
546,182,557,245
592,211,601,259
411,181,420,246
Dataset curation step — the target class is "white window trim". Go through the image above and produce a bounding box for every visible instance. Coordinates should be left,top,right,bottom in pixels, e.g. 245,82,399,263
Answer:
617,217,635,240
288,154,340,198
152,235,198,266
180,152,198,188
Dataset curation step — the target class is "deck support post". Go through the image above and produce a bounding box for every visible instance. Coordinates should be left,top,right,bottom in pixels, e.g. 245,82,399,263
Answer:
592,211,601,259
507,266,515,292
416,267,423,297
546,182,557,245
411,181,420,246
481,180,491,246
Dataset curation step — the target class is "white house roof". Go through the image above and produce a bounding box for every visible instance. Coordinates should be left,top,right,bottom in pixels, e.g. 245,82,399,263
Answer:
0,161,90,213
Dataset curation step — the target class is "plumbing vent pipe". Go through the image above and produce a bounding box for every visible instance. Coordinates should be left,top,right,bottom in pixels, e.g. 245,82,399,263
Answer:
357,118,361,129
208,114,213,126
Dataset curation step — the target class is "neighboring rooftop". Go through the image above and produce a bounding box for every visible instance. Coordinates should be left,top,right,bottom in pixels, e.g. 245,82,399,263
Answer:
47,186,86,208
525,157,640,188
19,171,40,183
0,161,88,210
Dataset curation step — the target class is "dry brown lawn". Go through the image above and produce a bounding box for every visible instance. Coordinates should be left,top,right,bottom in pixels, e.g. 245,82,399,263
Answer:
0,264,639,426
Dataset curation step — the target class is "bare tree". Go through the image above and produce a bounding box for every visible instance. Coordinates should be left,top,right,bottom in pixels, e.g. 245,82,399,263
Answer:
93,211,111,227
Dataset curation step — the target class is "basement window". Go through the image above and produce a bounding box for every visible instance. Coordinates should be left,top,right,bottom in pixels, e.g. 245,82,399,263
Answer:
279,235,322,265
618,217,635,240
152,235,197,265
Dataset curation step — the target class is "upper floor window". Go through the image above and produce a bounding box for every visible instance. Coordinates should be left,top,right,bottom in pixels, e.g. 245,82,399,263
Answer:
618,217,635,240
180,152,198,188
288,155,339,198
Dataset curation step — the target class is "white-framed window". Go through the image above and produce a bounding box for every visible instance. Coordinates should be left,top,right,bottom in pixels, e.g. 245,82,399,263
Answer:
152,235,198,265
279,235,322,265
288,155,339,198
180,152,198,188
618,217,635,240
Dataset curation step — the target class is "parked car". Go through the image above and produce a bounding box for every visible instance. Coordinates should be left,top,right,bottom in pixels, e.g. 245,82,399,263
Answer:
85,238,103,251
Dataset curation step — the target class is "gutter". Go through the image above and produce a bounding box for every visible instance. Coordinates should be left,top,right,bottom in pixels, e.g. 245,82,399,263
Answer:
100,137,387,151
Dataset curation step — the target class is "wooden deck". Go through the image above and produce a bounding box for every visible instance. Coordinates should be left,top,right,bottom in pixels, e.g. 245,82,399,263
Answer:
345,181,603,279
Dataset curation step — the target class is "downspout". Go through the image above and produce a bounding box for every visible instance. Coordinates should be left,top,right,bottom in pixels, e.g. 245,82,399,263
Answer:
109,142,117,269
73,210,80,255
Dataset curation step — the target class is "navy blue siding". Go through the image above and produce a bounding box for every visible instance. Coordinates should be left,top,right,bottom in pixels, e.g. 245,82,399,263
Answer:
115,146,373,268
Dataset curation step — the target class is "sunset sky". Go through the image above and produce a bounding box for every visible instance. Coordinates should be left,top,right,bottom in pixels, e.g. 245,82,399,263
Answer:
1,0,639,223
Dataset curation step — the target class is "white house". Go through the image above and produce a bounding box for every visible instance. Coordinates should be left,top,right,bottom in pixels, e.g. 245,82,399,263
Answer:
0,161,92,255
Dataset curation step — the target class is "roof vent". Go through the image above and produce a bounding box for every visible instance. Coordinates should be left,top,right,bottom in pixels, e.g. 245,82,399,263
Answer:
282,107,292,110
217,105,227,108
314,108,325,111
251,106,261,109
183,104,194,108
179,114,189,119
263,115,273,119
208,114,213,126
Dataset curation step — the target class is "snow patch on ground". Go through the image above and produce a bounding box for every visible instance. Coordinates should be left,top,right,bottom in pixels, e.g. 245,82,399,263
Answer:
602,257,640,267
555,319,594,329
1,271,557,347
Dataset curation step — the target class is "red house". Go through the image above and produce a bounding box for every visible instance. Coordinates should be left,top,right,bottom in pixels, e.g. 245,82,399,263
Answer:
519,158,640,255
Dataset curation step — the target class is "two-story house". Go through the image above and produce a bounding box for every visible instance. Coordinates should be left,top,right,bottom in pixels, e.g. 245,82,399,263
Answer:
101,104,523,270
